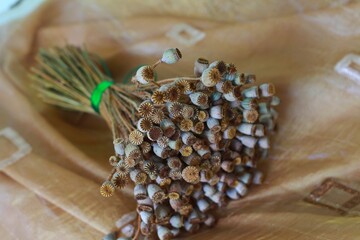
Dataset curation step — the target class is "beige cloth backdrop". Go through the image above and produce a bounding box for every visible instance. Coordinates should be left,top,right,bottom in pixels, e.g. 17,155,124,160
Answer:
1,0,360,239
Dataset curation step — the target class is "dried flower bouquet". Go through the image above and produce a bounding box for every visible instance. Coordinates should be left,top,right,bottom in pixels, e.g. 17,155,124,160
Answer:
31,45,280,240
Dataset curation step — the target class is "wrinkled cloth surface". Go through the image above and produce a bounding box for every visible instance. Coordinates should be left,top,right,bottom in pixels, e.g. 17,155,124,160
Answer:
1,0,360,239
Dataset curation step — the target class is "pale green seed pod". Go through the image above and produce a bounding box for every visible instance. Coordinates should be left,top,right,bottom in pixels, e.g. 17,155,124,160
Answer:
161,48,182,64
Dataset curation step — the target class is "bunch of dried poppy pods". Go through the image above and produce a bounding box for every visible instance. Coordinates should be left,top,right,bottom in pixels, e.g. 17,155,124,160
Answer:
100,48,280,240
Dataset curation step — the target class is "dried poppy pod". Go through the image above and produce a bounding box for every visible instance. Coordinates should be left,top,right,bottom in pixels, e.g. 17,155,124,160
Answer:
243,109,259,123
143,161,158,179
140,141,152,154
196,147,211,159
179,118,193,132
157,136,170,149
258,137,270,149
151,90,166,104
188,209,202,224
181,132,197,145
182,166,200,184
166,102,183,118
240,98,257,110
155,204,172,224
137,197,154,212
242,86,259,98
221,161,235,173
258,102,271,114
254,124,265,136
237,135,258,148
136,65,155,84
100,181,115,197
150,108,165,124
165,86,181,102
113,138,125,156
161,48,182,64
192,121,205,134
226,188,240,200
259,83,275,97
147,184,166,203
153,143,169,159
183,153,201,166
233,73,246,86
197,110,209,122
125,144,142,160
209,60,227,75
181,105,195,119
175,79,191,94
147,126,163,141
134,184,148,200
160,119,176,137
168,181,182,200
112,173,128,189
108,155,119,166
216,80,233,94
237,123,256,136
224,91,237,102
167,157,182,169
137,118,153,133
138,100,155,118
206,118,221,133
116,160,130,176
179,145,193,157
201,67,221,87
130,169,147,185
139,211,154,225
189,92,208,107
209,105,222,119
157,225,173,240
166,168,182,180
223,126,237,139
156,175,172,186
128,130,144,145
170,213,183,228
194,58,209,77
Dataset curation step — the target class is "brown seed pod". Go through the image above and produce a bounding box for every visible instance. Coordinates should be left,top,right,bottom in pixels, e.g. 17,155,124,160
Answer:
167,102,183,118
143,161,158,179
137,118,153,133
129,130,144,145
243,109,259,123
130,169,148,184
147,184,166,203
112,173,128,188
201,67,221,87
179,119,194,132
151,90,166,104
175,79,191,93
150,109,165,124
179,145,193,157
140,141,151,154
165,86,181,102
136,65,155,84
157,136,170,149
116,161,130,176
147,126,163,141
192,121,205,134
194,58,209,77
182,166,200,184
100,181,115,197
181,105,195,119
197,110,209,122
169,169,182,180
109,156,119,166
138,101,154,118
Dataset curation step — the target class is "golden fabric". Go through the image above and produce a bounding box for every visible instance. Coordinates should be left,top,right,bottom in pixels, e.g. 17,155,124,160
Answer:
1,0,360,239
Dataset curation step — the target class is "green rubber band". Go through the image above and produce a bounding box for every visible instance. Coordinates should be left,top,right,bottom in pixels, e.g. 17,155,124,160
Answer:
91,81,114,113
